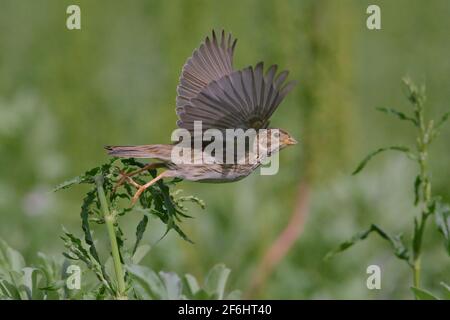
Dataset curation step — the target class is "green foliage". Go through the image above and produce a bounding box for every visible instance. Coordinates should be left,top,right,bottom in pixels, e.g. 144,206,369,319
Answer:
410,282,450,300
1,0,450,300
127,263,240,300
325,224,410,263
376,107,418,126
0,239,69,300
0,158,239,299
434,201,450,255
0,239,238,300
50,157,241,299
58,157,201,244
351,146,414,175
411,287,439,300
328,78,450,298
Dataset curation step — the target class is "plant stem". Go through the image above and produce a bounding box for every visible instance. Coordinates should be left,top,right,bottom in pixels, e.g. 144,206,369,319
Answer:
95,175,127,299
412,214,428,287
411,88,431,288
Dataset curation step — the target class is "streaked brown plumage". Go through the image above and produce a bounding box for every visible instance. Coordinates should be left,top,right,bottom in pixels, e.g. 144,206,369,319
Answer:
106,30,297,204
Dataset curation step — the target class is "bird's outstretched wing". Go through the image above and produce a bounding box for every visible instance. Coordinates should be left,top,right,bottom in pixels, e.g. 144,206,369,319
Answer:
176,31,296,131
177,61,297,131
176,30,237,113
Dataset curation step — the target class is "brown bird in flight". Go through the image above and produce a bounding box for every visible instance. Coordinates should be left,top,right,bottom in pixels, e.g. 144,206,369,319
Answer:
106,30,297,204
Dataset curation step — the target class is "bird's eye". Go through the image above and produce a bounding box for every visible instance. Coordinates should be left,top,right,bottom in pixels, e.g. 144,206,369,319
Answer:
273,132,280,138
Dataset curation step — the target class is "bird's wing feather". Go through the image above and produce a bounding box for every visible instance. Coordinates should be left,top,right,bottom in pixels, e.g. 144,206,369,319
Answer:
176,30,237,112
177,62,297,131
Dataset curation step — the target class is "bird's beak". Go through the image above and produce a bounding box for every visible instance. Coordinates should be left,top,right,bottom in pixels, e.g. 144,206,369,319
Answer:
286,137,298,145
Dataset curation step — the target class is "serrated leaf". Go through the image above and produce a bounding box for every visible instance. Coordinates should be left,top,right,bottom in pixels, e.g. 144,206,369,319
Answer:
53,158,116,192
157,180,193,243
411,287,439,300
133,215,148,254
352,146,414,175
80,189,102,265
52,176,85,192
61,228,112,293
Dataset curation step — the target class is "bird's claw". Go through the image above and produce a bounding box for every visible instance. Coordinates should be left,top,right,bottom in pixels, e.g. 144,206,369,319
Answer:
114,170,142,194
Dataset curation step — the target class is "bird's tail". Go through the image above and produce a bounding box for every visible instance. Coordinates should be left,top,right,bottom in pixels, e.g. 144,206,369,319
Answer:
105,144,173,161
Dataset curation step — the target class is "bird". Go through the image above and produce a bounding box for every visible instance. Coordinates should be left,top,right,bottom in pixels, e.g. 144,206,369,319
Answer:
106,30,298,204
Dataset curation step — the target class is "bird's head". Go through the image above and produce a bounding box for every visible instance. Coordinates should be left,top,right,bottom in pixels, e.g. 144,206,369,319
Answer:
255,128,297,157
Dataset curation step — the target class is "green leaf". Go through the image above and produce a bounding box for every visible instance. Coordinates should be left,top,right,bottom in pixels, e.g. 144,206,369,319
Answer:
440,282,450,299
183,274,200,297
61,228,112,294
53,158,116,192
133,215,148,254
0,278,22,299
159,272,182,300
324,228,373,260
436,111,450,129
226,290,242,300
157,179,194,243
52,175,85,192
411,287,439,300
414,175,422,206
52,167,100,192
352,146,414,175
80,189,102,265
434,201,450,255
126,264,166,299
325,224,410,263
441,282,450,292
22,267,46,300
376,107,418,126
0,239,26,275
204,264,231,300
131,245,151,265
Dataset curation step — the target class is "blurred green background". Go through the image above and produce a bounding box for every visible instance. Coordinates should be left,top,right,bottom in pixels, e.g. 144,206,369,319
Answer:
0,0,449,299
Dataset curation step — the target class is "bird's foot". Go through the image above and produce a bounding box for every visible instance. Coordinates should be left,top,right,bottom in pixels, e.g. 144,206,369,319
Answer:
131,171,169,205
113,163,162,193
113,169,142,193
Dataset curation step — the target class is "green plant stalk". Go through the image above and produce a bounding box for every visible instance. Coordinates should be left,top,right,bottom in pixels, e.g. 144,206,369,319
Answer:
95,175,127,298
411,92,431,288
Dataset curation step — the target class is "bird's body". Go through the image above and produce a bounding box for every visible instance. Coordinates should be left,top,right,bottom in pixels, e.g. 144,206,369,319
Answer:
106,143,257,182
106,30,297,203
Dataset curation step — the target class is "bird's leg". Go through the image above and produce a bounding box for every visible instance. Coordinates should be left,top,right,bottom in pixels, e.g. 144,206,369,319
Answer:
114,163,164,192
131,171,170,205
